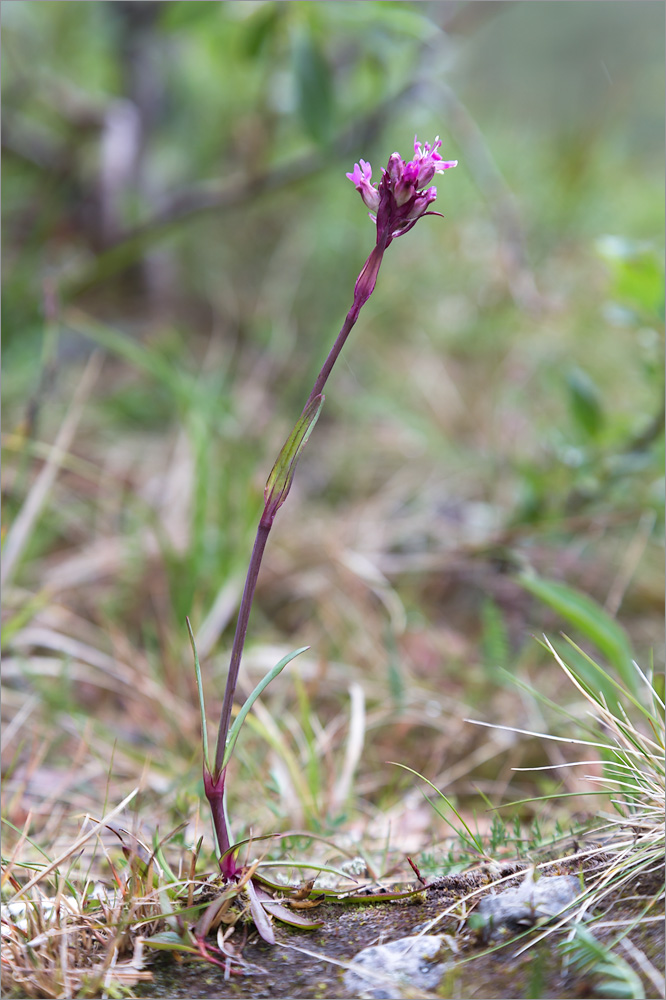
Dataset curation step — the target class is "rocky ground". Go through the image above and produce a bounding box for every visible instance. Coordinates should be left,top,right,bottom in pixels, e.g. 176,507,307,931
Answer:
138,856,665,999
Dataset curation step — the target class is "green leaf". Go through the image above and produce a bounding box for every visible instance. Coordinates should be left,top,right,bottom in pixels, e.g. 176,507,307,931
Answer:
517,572,637,694
142,931,198,954
480,597,509,675
389,761,486,857
264,395,324,519
597,236,665,321
186,617,210,772
1,588,50,644
222,646,310,769
291,32,333,144
565,366,604,438
160,2,220,31
258,894,324,929
243,3,282,59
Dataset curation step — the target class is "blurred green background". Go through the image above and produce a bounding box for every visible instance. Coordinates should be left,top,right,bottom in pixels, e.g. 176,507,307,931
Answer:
2,1,664,846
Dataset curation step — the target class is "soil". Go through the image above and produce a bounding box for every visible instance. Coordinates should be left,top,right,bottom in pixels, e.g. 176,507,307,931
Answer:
136,859,665,999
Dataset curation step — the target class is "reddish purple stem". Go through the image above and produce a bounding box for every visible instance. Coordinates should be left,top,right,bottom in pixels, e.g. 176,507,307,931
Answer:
203,766,237,878
214,522,270,779
303,235,389,410
207,239,389,875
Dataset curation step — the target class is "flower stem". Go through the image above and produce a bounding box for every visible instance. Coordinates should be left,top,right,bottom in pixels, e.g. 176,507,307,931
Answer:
213,522,271,778
304,238,388,410
209,239,388,847
303,311,357,411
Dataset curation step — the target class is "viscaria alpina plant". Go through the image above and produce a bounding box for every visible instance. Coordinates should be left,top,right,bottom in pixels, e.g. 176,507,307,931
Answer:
188,136,457,935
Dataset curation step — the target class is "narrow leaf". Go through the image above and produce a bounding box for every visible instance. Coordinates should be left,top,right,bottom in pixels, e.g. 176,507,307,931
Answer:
243,3,281,58
187,617,210,771
195,887,238,940
566,366,604,438
481,597,509,674
245,878,275,945
517,573,637,694
264,395,324,520
258,896,323,929
389,762,486,856
222,646,310,769
292,32,333,144
142,934,198,955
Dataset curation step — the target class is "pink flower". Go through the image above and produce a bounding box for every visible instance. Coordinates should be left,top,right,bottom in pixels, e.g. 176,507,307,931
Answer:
347,136,457,244
346,159,380,213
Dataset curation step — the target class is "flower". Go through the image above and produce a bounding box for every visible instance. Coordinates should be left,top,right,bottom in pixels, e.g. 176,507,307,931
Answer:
346,159,380,214
347,136,457,244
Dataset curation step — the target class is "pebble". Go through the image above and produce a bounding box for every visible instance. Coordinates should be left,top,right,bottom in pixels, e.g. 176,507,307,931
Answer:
473,871,580,942
343,933,450,999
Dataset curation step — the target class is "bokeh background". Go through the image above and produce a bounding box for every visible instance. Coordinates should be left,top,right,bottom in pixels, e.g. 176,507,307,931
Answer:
2,1,664,859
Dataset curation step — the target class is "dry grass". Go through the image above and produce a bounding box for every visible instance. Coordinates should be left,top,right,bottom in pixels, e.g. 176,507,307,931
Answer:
2,790,158,998
460,638,664,966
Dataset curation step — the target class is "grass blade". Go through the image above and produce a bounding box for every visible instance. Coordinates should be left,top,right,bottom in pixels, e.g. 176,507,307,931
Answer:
518,572,637,695
389,761,486,856
186,617,210,772
222,647,309,769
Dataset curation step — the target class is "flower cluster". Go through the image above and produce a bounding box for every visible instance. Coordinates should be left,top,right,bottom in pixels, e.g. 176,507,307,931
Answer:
347,136,457,244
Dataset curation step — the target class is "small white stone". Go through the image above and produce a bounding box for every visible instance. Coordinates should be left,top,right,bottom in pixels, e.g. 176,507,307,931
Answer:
343,933,449,999
474,872,580,941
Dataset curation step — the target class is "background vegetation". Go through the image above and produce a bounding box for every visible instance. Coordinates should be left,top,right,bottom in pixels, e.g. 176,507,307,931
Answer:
2,0,664,936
